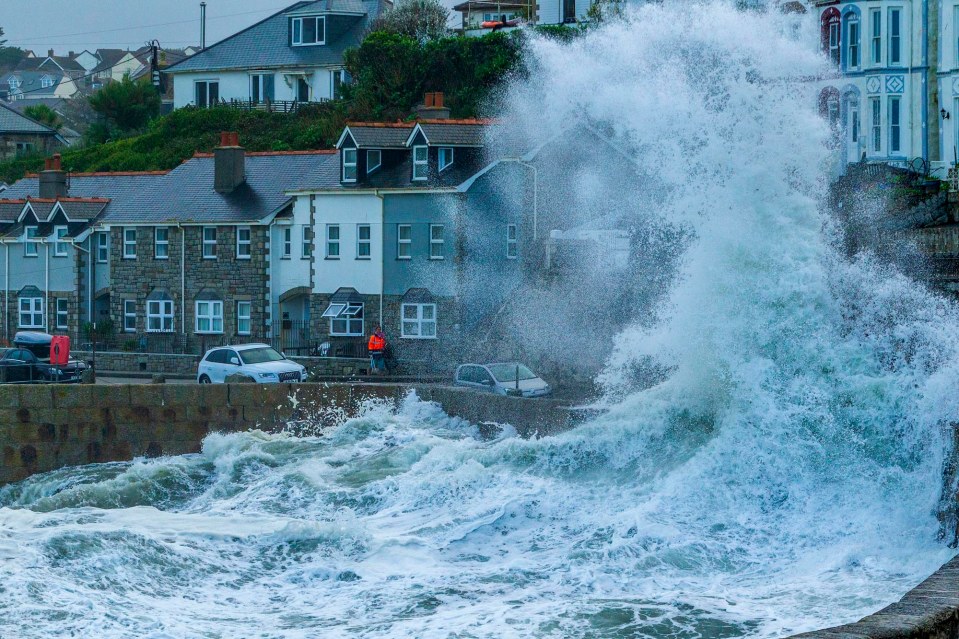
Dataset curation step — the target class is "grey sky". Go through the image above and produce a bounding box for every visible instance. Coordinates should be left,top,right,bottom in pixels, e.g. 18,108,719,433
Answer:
1,1,289,54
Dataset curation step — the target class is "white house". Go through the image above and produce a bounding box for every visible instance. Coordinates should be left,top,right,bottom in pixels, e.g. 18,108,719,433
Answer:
165,0,387,109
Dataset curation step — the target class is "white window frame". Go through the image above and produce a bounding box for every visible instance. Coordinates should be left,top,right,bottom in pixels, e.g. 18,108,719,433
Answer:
343,148,357,182
194,79,219,108
282,226,292,258
147,299,174,333
202,226,217,259
889,96,901,154
827,16,840,65
53,226,68,257
24,226,38,257
123,299,136,332
412,145,428,181
397,224,411,259
19,297,43,329
507,224,518,259
326,224,340,259
870,9,882,65
438,147,454,172
888,7,901,66
291,16,326,46
330,302,363,336
302,225,312,259
847,17,860,70
848,98,860,145
367,149,381,173
195,300,224,334
237,301,252,336
96,232,108,263
123,227,136,259
357,224,371,259
40,75,53,89
401,303,437,339
56,297,68,330
236,225,251,259
250,73,273,103
429,224,444,260
331,69,348,99
154,226,169,260
871,97,881,153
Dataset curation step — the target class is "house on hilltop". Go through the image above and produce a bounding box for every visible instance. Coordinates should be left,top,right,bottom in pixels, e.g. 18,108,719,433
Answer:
0,102,67,160
165,0,389,109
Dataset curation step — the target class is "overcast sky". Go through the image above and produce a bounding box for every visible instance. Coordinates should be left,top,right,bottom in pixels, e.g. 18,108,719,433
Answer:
1,1,290,54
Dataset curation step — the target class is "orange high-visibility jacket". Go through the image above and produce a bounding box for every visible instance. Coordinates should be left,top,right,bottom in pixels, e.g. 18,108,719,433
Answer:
368,334,385,353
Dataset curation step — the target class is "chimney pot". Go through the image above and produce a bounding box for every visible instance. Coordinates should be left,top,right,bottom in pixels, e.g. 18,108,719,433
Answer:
425,92,435,108
52,154,62,171
434,92,444,108
44,158,51,171
48,49,54,58
69,51,75,57
39,154,68,198
220,131,232,147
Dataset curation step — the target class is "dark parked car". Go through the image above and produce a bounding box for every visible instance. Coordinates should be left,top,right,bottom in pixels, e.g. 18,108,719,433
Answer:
0,332,90,384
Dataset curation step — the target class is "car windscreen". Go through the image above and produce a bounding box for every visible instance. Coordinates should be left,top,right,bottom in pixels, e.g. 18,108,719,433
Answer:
487,364,538,383
239,347,285,365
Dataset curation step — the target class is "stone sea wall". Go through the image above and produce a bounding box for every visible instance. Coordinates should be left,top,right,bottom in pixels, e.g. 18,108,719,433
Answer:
0,382,574,484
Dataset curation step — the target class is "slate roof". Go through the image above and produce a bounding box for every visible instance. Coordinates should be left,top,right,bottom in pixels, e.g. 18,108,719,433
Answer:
0,102,58,135
16,56,84,73
167,0,387,74
343,123,414,149
415,120,492,147
1,173,167,208
0,201,24,222
102,151,339,224
91,49,130,73
1,71,65,98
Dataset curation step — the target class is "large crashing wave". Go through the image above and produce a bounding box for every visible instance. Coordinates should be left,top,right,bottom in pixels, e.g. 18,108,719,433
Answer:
1,3,958,638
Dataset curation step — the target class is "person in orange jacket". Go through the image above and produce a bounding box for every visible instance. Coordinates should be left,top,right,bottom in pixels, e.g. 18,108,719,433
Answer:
368,326,386,374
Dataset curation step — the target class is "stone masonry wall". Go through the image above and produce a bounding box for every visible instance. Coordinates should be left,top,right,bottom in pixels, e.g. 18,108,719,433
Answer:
0,383,574,484
1,289,77,344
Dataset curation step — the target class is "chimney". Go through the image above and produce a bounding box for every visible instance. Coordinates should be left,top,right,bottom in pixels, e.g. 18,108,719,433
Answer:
415,92,450,120
68,51,75,58
214,132,245,194
39,154,68,199
47,49,55,58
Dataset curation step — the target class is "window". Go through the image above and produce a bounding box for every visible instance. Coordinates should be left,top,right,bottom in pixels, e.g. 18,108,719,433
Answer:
438,147,454,172
401,303,437,339
154,226,169,259
889,96,901,154
24,226,38,257
848,99,860,145
429,224,444,260
302,225,312,258
327,302,363,336
413,145,428,180
955,5,959,66
53,226,68,257
871,9,881,64
282,227,292,257
250,73,274,102
202,226,217,259
825,13,840,64
194,80,219,108
96,232,108,263
195,300,223,334
292,16,326,45
237,301,251,335
15,142,33,155
846,17,860,69
123,228,136,259
40,75,53,89
343,148,357,182
331,69,348,100
56,298,68,329
123,300,136,332
888,8,901,65
236,226,251,259
397,224,411,259
19,297,43,328
297,77,310,102
871,97,881,153
8,76,19,90
326,224,340,258
357,224,371,259
147,299,174,332
507,224,518,259
826,94,840,129
367,149,381,173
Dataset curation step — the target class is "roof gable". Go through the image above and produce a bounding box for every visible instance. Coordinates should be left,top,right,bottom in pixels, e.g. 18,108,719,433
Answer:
0,102,58,135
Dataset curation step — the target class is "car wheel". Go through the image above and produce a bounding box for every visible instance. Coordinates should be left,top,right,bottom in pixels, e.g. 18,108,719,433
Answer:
198,375,212,384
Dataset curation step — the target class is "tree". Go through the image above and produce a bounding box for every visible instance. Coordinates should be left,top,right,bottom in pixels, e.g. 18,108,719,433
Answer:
23,104,62,131
0,26,26,72
368,0,450,43
88,76,161,136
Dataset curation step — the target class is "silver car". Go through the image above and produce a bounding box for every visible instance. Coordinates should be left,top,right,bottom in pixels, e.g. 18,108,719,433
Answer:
454,363,551,398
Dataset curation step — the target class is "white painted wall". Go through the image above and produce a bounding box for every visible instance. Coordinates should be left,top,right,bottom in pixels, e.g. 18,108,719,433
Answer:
270,197,313,311
171,68,340,108
310,193,383,296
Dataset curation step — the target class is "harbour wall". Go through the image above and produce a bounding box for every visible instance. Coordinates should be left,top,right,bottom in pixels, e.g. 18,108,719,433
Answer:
0,382,574,484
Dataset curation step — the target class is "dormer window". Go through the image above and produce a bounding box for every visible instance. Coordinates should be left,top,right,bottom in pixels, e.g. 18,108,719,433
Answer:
343,148,358,182
40,75,53,88
292,16,326,46
367,150,381,173
438,147,454,172
8,76,20,89
412,145,428,181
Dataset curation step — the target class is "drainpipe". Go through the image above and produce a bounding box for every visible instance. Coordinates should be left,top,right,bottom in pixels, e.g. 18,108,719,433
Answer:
44,242,50,332
71,239,92,326
3,242,8,343
179,224,185,334
374,189,385,328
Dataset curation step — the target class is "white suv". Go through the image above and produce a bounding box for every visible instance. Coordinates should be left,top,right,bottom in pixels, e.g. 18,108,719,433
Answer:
197,344,306,384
